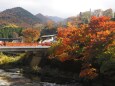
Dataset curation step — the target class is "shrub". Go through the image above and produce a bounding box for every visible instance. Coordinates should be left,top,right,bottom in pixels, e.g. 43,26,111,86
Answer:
100,59,115,81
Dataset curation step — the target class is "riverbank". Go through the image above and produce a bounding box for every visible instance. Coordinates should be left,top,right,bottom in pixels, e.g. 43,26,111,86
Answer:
0,52,82,86
0,69,40,86
0,52,115,86
0,68,83,86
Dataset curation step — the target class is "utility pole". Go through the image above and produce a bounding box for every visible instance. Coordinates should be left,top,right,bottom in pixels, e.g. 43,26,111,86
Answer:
112,11,115,18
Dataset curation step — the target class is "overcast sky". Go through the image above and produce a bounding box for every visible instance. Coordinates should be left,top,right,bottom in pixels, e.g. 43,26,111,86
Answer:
0,0,115,18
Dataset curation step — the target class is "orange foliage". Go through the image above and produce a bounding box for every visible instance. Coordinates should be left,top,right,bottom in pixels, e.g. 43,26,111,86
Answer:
22,28,40,43
46,20,55,29
80,68,98,79
50,16,115,79
53,16,115,61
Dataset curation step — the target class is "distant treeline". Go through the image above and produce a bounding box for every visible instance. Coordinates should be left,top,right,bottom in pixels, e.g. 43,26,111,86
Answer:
0,24,23,38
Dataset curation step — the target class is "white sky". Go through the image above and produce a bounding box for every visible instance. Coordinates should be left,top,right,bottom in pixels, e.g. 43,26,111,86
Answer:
0,0,114,18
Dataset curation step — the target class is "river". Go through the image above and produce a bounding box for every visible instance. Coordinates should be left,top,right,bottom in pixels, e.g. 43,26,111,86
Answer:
0,68,82,86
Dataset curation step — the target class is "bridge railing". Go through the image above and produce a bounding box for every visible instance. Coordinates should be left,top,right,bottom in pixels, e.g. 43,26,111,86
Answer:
0,38,52,47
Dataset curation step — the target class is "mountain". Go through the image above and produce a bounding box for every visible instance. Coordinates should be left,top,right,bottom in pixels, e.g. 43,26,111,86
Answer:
36,13,64,23
36,13,50,23
0,7,41,27
46,16,64,22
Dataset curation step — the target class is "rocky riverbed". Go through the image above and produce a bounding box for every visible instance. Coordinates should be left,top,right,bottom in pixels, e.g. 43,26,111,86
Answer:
0,69,82,86
0,69,40,86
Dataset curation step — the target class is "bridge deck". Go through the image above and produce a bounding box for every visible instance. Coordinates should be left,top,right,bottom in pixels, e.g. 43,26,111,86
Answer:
0,46,50,51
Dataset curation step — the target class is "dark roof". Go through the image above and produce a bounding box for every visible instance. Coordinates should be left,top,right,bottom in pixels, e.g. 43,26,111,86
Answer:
0,38,21,41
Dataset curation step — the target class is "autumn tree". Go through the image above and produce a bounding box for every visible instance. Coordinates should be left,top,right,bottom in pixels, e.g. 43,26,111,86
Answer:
49,16,115,79
22,28,40,43
66,16,78,26
103,8,113,18
46,20,55,29
12,32,19,38
93,9,103,17
41,20,57,35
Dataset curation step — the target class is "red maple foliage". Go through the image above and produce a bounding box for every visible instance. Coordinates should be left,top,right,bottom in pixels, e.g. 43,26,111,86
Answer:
50,16,115,79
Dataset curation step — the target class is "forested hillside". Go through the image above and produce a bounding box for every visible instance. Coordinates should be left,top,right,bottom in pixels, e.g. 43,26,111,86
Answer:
0,7,41,27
